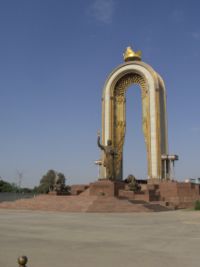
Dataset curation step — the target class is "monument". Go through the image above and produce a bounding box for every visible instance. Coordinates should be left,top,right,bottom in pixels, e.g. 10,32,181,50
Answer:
89,47,200,208
97,46,178,181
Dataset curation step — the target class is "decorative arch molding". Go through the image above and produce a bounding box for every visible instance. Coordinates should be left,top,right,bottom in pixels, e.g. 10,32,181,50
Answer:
100,60,168,180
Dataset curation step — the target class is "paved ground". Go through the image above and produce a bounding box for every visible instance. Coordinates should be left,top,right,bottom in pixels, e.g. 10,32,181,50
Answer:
0,209,200,267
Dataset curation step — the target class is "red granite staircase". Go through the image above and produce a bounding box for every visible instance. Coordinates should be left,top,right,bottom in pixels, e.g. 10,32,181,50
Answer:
0,194,172,212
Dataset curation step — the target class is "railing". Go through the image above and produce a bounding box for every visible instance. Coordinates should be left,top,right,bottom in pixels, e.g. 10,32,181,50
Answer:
18,256,28,267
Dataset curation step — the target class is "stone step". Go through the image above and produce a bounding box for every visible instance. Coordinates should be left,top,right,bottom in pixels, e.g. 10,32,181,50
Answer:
87,197,150,212
79,188,90,196
0,195,172,212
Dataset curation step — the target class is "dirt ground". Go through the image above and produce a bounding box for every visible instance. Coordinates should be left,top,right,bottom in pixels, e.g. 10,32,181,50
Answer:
0,209,200,267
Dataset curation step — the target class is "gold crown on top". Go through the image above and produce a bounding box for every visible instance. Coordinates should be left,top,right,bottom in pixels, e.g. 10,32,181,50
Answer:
123,46,142,62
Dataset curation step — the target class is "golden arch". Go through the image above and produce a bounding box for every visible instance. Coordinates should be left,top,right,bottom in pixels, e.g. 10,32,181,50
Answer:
100,55,169,180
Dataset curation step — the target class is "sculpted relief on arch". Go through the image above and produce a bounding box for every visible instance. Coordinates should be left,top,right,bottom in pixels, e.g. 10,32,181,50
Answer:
112,73,150,179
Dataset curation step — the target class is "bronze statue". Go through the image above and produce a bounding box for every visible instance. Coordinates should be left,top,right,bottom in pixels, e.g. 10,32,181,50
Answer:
97,131,117,179
125,174,141,192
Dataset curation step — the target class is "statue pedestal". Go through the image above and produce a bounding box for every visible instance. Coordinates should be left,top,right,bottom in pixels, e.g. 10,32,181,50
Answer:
89,179,125,197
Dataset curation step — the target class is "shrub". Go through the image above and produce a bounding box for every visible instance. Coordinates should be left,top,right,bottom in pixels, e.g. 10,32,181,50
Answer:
194,200,200,210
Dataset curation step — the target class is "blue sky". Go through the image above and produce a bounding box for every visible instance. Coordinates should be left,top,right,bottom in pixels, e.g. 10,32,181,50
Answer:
0,0,200,187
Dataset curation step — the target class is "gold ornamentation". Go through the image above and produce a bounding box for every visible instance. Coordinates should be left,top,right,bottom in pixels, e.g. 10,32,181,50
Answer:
115,95,126,103
112,73,149,178
123,46,142,62
116,121,126,127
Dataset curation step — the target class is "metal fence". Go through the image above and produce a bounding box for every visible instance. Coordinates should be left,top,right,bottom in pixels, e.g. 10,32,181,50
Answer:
0,192,37,202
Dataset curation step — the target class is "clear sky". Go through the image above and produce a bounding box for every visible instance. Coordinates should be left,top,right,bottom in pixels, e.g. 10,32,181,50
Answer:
0,0,200,187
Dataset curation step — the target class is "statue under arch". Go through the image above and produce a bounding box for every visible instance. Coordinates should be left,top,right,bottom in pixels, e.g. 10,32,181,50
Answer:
97,47,178,181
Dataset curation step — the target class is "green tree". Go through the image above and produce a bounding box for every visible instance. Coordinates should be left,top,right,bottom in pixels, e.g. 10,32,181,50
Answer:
36,170,67,194
0,180,19,192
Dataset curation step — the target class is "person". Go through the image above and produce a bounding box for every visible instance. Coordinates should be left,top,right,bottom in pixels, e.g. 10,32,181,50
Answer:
97,132,117,179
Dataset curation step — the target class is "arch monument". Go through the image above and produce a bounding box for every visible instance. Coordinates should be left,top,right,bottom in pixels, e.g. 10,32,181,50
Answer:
97,47,177,182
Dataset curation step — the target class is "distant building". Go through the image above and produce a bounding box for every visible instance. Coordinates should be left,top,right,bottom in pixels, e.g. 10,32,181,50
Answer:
185,178,200,184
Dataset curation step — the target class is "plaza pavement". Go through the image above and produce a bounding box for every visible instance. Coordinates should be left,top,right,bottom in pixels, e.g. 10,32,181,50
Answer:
0,209,200,267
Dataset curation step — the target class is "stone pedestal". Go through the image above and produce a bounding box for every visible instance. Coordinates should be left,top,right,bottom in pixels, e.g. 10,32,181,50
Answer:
89,179,125,197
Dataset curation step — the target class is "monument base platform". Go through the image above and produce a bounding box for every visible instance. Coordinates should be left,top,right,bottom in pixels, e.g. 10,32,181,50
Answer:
69,179,200,209
1,180,199,212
